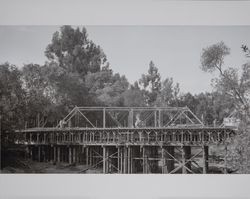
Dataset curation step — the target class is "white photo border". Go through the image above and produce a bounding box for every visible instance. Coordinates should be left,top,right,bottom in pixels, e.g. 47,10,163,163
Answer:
1,0,250,199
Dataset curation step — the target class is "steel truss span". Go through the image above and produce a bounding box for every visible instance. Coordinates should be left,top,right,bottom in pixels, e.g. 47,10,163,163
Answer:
11,106,236,174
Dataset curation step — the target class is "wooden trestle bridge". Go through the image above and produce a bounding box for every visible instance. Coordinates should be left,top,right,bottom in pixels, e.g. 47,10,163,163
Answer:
13,106,236,174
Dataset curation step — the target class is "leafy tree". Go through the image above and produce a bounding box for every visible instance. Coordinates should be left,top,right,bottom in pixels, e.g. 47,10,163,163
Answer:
45,26,108,76
21,64,54,127
85,70,129,106
139,61,161,105
177,92,198,112
201,41,250,119
0,63,26,132
155,77,180,106
122,82,146,107
201,41,250,173
242,45,250,58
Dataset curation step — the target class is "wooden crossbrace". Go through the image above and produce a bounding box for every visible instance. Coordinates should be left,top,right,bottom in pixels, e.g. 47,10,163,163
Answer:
167,148,202,174
164,110,184,127
79,151,118,173
163,149,194,174
191,160,202,173
185,107,204,126
92,149,103,158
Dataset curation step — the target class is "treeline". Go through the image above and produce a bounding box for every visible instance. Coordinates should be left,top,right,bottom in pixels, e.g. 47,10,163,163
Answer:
0,26,238,133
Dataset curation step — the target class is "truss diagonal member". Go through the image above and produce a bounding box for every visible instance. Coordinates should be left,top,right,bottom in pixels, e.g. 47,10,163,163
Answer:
164,110,185,127
63,107,76,120
42,118,48,128
56,107,77,127
107,111,123,128
185,107,204,126
182,111,195,124
77,109,96,128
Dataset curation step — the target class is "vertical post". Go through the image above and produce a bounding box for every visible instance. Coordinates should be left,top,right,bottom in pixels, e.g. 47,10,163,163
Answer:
120,147,123,173
182,146,191,174
161,147,165,173
43,133,46,144
50,146,53,162
128,109,134,128
182,146,186,174
143,146,146,174
57,146,60,163
75,146,78,163
37,133,39,144
38,146,41,162
89,147,92,166
30,133,32,144
73,146,76,164
103,108,106,128
86,147,89,165
130,147,133,174
203,145,209,174
124,147,127,173
128,146,131,174
42,146,46,162
103,146,106,174
69,146,72,164
164,146,175,173
224,145,227,174
154,110,157,127
37,113,40,128
118,147,120,173
159,109,163,127
54,146,56,162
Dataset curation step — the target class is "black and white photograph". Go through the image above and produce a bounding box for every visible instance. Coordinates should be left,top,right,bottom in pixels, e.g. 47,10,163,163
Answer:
1,25,249,174
1,0,250,199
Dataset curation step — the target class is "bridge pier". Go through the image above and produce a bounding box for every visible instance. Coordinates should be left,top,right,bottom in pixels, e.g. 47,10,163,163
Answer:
162,146,175,173
72,146,76,163
69,146,72,164
57,146,60,163
203,145,209,174
53,146,56,163
103,146,119,174
142,146,149,174
131,146,141,173
103,146,106,173
86,147,89,166
38,146,41,162
182,146,192,174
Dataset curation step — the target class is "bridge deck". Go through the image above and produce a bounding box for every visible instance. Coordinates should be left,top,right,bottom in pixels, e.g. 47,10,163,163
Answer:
13,126,235,146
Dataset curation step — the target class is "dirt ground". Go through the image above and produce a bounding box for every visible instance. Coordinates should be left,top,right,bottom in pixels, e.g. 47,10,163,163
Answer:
1,159,103,174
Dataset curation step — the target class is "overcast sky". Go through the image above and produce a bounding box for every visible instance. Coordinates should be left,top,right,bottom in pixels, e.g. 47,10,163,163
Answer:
0,26,249,94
